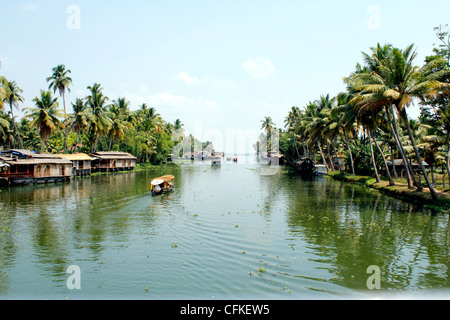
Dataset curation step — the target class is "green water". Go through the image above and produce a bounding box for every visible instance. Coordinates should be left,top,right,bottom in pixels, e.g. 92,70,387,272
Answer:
0,156,449,299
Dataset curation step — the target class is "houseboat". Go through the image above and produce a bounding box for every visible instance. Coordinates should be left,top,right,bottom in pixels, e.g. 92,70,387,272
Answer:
292,156,315,174
0,149,73,187
90,151,137,173
56,153,94,176
150,175,175,195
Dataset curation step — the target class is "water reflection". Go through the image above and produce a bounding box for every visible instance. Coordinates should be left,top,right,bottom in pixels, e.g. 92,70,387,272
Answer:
0,161,449,298
284,175,450,290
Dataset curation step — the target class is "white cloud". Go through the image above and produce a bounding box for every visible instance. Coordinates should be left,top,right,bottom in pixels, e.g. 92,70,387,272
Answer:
242,57,276,79
177,71,200,84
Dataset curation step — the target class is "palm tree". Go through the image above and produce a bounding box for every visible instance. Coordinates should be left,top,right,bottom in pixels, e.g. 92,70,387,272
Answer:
108,98,130,150
46,65,73,116
0,76,7,111
85,83,112,152
261,116,276,153
25,91,63,152
47,65,73,153
346,43,449,199
3,80,25,148
68,98,92,150
0,112,13,148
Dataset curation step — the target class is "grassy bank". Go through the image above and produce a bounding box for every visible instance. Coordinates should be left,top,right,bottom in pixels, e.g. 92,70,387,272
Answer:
327,171,450,214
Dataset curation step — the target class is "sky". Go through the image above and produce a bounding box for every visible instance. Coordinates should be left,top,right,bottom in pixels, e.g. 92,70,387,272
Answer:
1,0,450,153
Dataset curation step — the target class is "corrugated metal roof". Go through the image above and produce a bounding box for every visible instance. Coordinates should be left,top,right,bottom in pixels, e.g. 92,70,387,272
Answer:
55,153,94,161
90,151,137,160
0,156,73,165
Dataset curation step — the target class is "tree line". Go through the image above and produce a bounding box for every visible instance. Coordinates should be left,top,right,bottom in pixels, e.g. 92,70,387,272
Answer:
262,25,450,201
0,65,210,164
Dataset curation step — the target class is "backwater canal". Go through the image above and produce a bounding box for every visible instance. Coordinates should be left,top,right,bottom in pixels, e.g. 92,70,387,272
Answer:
0,155,449,299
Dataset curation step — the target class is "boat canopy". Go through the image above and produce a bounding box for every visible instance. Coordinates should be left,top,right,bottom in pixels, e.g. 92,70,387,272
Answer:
160,175,175,181
151,179,165,185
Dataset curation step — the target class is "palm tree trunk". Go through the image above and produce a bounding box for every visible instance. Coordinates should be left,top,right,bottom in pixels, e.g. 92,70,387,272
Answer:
317,142,329,170
293,133,301,158
62,91,68,153
343,131,355,175
326,141,333,171
10,103,23,149
385,105,415,189
330,139,343,174
446,142,450,186
391,145,398,178
368,130,381,183
430,165,436,186
402,110,439,200
373,133,395,186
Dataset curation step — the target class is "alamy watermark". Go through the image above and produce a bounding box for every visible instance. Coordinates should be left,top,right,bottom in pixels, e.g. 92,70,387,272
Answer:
66,265,81,290
366,265,381,290
366,5,381,30
67,5,81,30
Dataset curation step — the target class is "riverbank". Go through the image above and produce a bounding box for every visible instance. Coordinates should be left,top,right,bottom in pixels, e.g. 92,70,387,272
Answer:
327,171,450,214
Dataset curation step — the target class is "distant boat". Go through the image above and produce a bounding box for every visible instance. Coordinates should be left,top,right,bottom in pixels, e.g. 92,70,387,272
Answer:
314,164,328,175
150,175,175,195
211,156,222,166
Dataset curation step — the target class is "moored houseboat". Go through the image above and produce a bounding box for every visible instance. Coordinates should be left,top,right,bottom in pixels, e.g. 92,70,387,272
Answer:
292,156,315,174
56,153,95,176
90,151,137,173
0,149,73,187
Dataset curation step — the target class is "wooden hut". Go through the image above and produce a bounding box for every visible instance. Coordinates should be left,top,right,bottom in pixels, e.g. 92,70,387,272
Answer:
387,159,429,177
56,153,94,176
90,151,137,173
0,149,73,187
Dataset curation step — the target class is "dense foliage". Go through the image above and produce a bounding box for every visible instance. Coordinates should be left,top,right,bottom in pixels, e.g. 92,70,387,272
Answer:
267,26,450,200
0,66,209,165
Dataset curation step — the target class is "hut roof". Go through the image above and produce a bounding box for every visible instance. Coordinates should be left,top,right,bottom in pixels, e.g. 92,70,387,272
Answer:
0,149,73,164
90,151,137,160
55,153,94,161
0,156,73,165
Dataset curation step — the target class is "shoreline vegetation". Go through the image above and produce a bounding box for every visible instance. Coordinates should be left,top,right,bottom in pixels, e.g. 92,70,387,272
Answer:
326,170,450,214
257,25,450,208
0,66,213,166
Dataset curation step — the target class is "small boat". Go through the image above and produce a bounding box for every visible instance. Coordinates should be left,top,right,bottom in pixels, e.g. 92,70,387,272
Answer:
233,157,238,163
150,175,175,195
211,156,222,166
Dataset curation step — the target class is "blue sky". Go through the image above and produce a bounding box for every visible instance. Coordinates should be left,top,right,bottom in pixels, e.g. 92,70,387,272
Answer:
1,1,450,153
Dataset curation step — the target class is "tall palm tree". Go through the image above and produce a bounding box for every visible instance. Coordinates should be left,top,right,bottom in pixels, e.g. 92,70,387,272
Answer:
108,98,130,150
3,80,25,149
46,65,73,153
0,76,7,111
46,65,73,116
346,43,449,199
68,98,92,150
85,83,112,152
261,116,275,153
25,91,63,152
